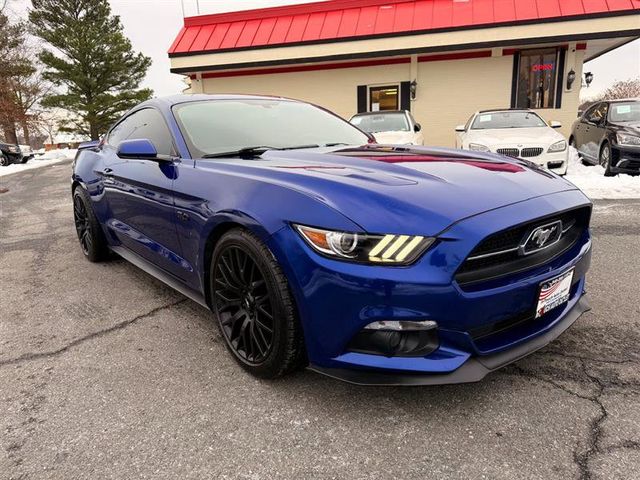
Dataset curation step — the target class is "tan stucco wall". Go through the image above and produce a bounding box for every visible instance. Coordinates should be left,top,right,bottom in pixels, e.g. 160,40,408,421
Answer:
199,50,584,147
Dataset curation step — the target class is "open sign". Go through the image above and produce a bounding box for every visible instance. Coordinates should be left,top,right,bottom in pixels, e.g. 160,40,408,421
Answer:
532,63,555,72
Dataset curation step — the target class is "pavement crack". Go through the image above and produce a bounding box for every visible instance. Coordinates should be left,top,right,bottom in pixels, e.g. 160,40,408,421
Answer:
0,299,188,368
573,359,608,480
540,350,639,365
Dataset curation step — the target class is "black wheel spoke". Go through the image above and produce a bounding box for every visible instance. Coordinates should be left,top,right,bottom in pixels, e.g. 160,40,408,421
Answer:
212,245,276,365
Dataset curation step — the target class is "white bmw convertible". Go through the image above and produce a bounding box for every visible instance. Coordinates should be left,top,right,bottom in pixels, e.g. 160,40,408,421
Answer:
455,109,569,175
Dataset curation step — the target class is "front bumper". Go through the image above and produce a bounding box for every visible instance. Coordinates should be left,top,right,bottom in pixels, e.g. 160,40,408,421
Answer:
268,190,592,385
611,144,640,174
311,294,590,385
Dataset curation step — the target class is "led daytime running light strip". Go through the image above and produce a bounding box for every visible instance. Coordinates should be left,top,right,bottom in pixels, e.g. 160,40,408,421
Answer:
369,235,426,263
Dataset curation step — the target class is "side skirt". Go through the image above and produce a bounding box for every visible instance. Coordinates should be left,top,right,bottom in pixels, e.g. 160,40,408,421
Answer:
110,245,208,309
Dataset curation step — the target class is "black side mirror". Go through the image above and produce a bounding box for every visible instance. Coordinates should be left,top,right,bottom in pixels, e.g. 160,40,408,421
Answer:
414,123,422,133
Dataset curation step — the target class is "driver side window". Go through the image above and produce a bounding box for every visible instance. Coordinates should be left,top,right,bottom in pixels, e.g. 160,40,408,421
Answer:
107,109,175,156
586,103,607,125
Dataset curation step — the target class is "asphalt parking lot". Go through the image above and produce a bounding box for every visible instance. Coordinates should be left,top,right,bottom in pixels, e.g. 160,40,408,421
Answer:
1,162,639,480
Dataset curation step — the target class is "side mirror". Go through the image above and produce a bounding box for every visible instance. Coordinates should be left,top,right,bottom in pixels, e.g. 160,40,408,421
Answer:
455,125,466,132
550,121,562,129
117,139,163,160
414,123,422,133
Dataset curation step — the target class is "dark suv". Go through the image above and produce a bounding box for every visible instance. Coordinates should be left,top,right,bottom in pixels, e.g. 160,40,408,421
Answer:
570,99,640,176
0,140,23,167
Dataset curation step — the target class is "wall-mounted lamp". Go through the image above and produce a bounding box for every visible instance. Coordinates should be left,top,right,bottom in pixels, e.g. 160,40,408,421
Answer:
410,79,418,100
584,72,594,87
566,69,576,90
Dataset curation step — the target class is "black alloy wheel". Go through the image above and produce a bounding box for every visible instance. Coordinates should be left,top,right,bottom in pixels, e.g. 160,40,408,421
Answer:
599,142,615,177
72,188,109,262
210,229,306,378
214,245,275,364
73,192,92,255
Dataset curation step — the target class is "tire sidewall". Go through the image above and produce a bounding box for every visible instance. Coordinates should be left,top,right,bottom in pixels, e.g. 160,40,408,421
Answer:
73,187,109,262
0,153,9,167
600,143,615,176
210,230,296,378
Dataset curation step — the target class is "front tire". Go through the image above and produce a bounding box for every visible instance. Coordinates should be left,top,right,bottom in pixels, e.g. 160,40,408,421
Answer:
599,142,615,177
210,229,306,379
0,153,9,167
72,187,110,262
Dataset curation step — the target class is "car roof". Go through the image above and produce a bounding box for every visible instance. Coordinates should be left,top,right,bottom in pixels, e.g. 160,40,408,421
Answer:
140,93,297,109
476,108,534,114
605,98,639,103
351,110,409,117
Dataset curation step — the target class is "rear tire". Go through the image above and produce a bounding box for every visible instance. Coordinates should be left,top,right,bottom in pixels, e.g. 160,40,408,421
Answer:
599,142,615,177
72,187,110,262
210,229,306,379
0,154,9,167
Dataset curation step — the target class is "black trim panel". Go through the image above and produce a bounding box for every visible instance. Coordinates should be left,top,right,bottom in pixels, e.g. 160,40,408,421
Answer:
510,52,520,108
400,81,411,111
555,48,566,109
357,85,367,113
170,28,640,75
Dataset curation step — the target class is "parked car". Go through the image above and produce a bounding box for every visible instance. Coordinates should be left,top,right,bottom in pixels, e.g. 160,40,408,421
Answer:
72,94,592,385
349,110,424,145
569,98,640,176
0,140,22,166
18,144,35,163
456,109,569,175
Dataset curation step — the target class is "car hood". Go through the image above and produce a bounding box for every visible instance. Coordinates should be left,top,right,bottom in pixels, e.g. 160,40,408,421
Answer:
372,131,416,145
209,146,581,236
609,121,640,135
466,127,562,147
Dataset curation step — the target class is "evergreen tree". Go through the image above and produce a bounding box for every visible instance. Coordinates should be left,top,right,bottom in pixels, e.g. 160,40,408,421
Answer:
30,0,152,140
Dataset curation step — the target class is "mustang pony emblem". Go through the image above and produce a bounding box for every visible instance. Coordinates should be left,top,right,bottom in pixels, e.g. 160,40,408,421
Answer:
520,220,563,255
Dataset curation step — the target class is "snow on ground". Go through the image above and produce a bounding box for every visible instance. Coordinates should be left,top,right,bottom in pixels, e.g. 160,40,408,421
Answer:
0,149,77,177
564,147,639,200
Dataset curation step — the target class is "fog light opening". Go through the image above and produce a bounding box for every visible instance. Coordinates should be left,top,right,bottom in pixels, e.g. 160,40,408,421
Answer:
349,320,439,357
364,320,438,332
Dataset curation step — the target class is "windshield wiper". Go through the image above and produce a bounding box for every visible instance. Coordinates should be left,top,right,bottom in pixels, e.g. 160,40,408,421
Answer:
202,144,325,159
202,146,279,159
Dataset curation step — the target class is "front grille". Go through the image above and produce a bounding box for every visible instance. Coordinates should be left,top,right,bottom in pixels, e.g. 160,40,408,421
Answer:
496,147,544,158
521,147,544,158
455,207,591,286
496,148,520,158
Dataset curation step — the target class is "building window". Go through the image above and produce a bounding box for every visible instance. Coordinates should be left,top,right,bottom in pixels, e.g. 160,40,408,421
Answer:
515,48,560,109
369,85,399,111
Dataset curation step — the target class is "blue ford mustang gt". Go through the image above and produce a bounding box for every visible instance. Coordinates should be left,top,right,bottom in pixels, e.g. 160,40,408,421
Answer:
72,94,592,385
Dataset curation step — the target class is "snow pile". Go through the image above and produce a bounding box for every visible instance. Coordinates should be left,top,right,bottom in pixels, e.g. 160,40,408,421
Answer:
565,147,639,200
0,148,77,177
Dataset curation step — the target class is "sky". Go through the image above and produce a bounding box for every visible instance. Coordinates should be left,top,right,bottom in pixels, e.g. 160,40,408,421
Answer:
6,0,640,99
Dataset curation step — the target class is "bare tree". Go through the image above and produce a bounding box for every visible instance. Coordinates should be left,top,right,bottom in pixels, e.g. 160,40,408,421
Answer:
580,78,640,111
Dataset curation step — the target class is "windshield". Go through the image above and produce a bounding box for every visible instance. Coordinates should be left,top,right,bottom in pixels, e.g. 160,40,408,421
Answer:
609,102,640,122
471,111,547,130
173,99,369,157
350,113,410,133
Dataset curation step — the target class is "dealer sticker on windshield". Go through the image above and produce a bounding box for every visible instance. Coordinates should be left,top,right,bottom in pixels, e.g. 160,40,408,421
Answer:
536,269,574,318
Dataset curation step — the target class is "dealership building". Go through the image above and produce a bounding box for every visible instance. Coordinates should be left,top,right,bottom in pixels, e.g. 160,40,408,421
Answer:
169,0,640,147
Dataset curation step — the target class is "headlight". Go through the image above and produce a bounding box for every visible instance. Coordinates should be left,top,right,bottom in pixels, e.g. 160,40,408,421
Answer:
617,133,640,146
547,140,567,153
468,143,490,152
294,224,435,265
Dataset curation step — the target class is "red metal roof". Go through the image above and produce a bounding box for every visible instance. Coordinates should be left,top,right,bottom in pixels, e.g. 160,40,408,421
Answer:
169,0,640,56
